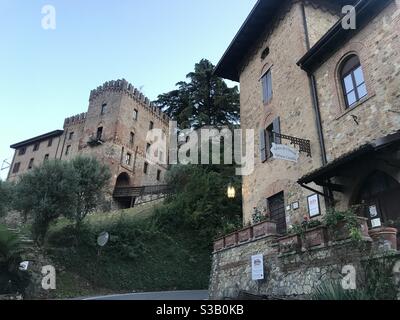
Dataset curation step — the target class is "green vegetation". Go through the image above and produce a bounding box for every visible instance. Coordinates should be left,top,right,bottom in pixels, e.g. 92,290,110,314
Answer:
45,163,242,296
0,225,30,295
14,157,110,244
155,59,240,129
0,180,14,218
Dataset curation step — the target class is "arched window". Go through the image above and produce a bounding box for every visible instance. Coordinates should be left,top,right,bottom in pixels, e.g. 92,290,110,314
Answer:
340,55,367,108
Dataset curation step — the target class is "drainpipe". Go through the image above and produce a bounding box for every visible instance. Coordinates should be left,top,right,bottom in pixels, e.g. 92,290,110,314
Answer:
300,3,334,207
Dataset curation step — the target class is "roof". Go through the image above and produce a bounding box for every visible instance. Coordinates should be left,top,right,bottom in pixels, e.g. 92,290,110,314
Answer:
298,131,400,184
10,130,64,149
297,0,393,73
214,0,388,80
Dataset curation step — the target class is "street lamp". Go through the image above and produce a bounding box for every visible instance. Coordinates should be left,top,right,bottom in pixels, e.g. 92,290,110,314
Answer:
227,184,236,199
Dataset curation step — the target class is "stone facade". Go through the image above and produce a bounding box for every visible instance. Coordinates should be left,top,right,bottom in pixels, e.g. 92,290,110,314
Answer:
212,0,400,299
7,79,170,208
239,1,338,226
209,233,399,299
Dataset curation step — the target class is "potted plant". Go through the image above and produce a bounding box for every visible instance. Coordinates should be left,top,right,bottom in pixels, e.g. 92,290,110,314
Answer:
369,220,398,251
213,237,225,252
251,207,277,239
324,208,370,243
278,231,302,254
302,219,328,249
224,232,238,248
238,223,253,243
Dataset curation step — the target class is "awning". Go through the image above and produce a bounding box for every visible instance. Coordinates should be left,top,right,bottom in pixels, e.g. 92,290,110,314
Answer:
298,131,400,186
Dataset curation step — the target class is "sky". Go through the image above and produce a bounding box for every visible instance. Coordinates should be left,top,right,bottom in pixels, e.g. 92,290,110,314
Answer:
0,0,257,180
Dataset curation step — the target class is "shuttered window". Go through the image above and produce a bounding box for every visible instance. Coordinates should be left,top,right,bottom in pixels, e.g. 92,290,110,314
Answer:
259,117,281,163
261,69,273,104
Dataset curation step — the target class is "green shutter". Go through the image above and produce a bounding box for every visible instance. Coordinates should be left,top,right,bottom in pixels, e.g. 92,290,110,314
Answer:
259,129,267,162
273,117,281,144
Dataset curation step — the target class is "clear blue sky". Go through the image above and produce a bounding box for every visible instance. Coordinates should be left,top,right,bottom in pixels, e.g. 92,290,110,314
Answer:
0,0,256,179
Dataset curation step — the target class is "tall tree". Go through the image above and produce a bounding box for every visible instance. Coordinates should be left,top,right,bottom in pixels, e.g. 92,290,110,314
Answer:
155,59,240,129
14,160,78,244
70,156,111,229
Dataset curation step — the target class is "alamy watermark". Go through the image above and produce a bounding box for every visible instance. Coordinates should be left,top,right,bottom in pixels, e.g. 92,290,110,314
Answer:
41,5,56,30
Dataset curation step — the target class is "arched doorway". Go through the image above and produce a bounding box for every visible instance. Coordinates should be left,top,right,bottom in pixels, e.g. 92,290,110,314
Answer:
356,171,400,229
115,172,130,187
114,172,133,209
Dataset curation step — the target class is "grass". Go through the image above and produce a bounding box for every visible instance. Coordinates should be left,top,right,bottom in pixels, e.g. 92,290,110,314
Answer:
44,202,211,298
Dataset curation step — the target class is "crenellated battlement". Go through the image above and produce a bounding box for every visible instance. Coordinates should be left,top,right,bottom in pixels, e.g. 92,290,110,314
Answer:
89,79,170,124
64,112,87,127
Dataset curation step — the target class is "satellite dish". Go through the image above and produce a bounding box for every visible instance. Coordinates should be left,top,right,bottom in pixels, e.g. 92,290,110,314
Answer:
97,232,110,247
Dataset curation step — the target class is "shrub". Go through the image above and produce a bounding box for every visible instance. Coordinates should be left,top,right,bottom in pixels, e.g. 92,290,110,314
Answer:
0,225,30,295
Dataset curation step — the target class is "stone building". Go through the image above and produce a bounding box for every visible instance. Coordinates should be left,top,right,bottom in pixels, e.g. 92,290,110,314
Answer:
211,0,400,299
7,79,170,209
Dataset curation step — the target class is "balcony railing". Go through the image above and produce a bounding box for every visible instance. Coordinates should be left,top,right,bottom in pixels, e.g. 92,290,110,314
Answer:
113,184,171,198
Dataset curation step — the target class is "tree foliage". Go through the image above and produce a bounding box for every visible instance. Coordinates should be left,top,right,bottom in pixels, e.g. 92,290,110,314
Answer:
0,180,14,218
14,157,111,243
154,59,240,129
154,165,242,246
70,156,111,228
14,160,78,244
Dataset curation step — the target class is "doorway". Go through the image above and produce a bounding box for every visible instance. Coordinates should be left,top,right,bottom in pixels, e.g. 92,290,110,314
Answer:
267,192,287,235
356,171,400,228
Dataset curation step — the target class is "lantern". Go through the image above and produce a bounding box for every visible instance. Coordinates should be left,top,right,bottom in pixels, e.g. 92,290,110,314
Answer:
227,184,236,199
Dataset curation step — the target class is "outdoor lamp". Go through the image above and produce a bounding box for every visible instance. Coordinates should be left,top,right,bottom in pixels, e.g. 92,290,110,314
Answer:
227,184,236,199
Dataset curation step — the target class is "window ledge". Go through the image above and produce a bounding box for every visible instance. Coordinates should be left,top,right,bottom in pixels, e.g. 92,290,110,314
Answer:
335,93,376,121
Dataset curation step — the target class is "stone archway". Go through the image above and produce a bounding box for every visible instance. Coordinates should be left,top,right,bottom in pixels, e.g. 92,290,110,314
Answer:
113,172,133,209
115,172,130,187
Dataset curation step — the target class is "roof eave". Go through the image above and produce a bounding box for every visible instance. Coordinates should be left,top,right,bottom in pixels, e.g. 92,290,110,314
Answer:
10,130,64,149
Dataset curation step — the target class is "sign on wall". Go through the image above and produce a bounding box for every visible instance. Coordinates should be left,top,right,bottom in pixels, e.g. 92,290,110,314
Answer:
307,194,321,218
251,254,264,281
271,143,300,163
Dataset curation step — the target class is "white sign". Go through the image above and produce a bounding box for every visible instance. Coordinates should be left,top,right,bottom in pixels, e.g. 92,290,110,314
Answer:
371,218,382,228
271,143,299,163
251,254,264,281
19,261,30,271
308,194,321,218
97,232,110,247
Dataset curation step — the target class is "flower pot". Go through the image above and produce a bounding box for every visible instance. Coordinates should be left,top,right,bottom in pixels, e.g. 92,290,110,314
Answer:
369,227,398,251
303,226,328,248
278,234,302,254
328,217,370,242
238,226,253,243
253,220,277,239
224,232,238,248
214,238,225,252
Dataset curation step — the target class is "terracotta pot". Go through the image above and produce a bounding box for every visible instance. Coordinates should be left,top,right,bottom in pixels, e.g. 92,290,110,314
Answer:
278,234,302,254
224,232,238,248
304,226,328,248
214,238,225,252
238,226,253,243
328,217,370,242
253,220,277,239
369,227,398,251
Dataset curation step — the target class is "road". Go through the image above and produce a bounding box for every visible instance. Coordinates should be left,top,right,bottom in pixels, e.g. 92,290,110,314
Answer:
81,290,209,301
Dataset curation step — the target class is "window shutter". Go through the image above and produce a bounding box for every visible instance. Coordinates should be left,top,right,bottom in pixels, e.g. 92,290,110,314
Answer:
273,117,281,144
259,129,267,163
267,71,272,103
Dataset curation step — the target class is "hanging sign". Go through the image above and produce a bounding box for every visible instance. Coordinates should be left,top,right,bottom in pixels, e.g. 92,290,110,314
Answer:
251,254,264,281
271,143,299,163
308,194,321,218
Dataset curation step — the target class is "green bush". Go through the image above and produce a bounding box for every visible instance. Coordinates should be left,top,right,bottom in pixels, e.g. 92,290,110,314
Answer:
312,280,370,300
0,225,30,295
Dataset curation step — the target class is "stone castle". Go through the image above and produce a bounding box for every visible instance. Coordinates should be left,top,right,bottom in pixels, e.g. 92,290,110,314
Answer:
7,79,170,209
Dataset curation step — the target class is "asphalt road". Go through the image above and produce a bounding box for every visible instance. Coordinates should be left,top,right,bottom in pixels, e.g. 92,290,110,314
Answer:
81,290,209,301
